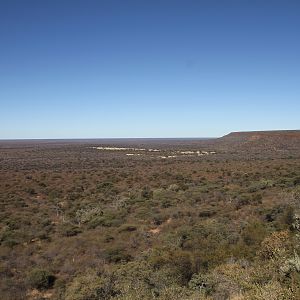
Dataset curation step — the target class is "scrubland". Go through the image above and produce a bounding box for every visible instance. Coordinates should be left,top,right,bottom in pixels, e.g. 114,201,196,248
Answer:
1,139,300,299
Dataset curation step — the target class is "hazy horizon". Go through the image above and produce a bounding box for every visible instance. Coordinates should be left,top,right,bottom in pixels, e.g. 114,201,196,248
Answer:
0,137,215,141
1,129,300,142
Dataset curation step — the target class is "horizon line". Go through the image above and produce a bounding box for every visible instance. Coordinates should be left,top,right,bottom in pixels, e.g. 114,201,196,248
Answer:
0,136,218,141
1,129,300,141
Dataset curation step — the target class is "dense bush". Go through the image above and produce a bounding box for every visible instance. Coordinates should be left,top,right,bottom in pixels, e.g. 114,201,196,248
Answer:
27,268,55,290
1,142,300,299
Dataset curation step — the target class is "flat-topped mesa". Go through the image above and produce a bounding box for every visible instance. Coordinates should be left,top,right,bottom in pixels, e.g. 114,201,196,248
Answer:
221,130,300,139
217,130,300,151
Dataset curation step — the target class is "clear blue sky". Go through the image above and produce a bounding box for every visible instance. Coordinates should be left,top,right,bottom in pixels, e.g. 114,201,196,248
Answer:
1,0,299,139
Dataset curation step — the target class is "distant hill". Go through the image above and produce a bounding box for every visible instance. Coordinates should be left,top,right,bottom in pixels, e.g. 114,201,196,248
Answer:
216,130,300,152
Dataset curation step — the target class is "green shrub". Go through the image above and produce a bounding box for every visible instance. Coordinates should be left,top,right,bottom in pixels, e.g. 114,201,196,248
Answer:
27,268,55,290
65,271,118,300
104,247,132,263
87,214,120,229
141,186,153,199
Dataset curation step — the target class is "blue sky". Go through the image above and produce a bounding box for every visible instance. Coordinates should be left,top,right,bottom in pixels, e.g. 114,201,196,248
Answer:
0,0,299,138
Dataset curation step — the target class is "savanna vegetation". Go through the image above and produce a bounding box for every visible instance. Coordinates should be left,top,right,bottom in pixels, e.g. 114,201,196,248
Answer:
1,138,300,299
